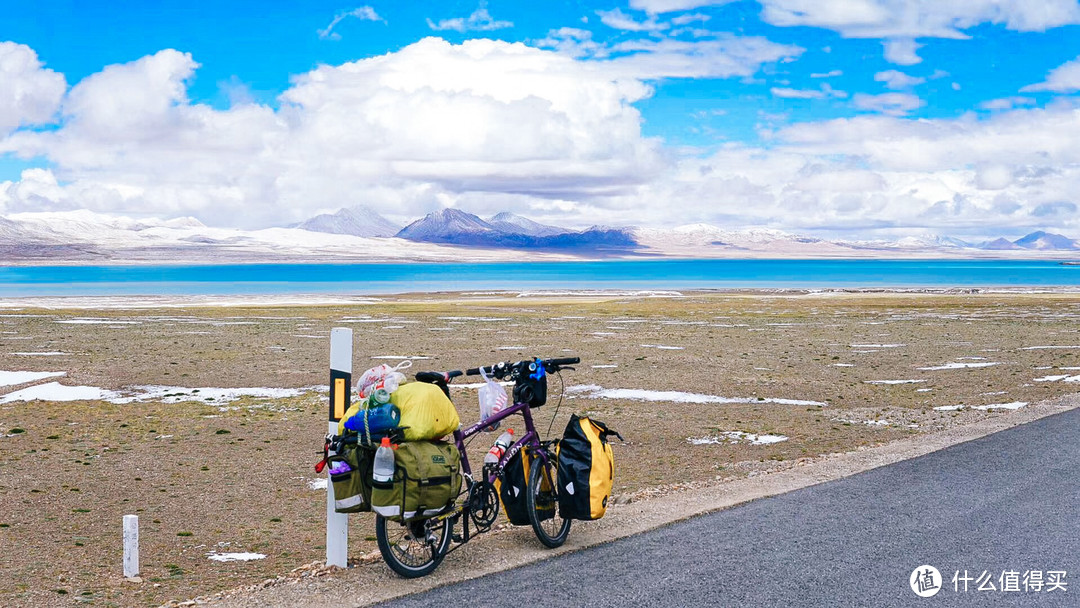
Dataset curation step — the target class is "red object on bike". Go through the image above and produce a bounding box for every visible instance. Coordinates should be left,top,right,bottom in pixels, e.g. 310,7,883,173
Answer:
484,428,514,464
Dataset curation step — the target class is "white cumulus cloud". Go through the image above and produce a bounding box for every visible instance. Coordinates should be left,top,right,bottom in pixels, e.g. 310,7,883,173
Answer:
852,92,924,115
759,0,1080,38
1,39,664,227
760,1,1080,64
874,69,925,89
0,42,67,134
427,4,513,32
1022,55,1080,92
318,7,383,41
629,0,734,13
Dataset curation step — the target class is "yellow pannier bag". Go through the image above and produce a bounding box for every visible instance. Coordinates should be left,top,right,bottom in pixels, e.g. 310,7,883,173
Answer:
391,382,461,441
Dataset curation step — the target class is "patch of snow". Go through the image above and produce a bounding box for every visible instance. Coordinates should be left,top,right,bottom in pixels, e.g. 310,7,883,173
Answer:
688,432,789,446
918,362,1000,370
591,365,618,369
498,346,527,350
0,370,66,387
972,402,1027,410
207,552,266,562
0,382,120,403
832,363,855,367
308,478,328,490
864,379,926,385
1034,375,1072,382
566,384,825,406
933,405,965,411
110,386,306,405
55,319,142,325
1018,345,1080,350
640,344,684,350
835,418,890,426
916,388,933,392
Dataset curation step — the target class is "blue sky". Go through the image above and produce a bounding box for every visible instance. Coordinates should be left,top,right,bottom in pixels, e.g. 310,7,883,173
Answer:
3,1,1080,238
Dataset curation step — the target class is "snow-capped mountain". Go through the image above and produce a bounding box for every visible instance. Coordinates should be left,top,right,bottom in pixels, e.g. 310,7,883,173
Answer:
0,209,575,264
296,206,400,238
1011,231,1077,250
633,224,858,256
486,212,567,237
396,208,495,243
980,237,1021,250
2,208,1078,263
397,209,636,251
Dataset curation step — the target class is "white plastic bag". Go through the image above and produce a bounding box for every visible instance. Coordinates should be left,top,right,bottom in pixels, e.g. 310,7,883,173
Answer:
357,360,412,399
478,367,508,432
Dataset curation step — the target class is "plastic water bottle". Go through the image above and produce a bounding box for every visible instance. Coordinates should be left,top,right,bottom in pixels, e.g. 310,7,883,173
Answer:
373,436,395,483
369,388,391,406
483,428,514,465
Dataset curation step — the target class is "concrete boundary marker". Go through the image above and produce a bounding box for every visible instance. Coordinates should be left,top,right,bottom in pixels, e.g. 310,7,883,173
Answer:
326,328,352,568
123,514,139,579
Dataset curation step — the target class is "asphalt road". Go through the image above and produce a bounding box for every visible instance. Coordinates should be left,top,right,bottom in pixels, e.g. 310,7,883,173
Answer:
378,407,1079,607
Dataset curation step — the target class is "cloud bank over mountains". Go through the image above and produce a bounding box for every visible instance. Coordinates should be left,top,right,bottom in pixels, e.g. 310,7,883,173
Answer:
2,1,1080,241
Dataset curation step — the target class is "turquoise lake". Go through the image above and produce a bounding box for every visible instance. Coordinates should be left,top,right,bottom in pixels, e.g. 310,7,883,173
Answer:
1,259,1078,297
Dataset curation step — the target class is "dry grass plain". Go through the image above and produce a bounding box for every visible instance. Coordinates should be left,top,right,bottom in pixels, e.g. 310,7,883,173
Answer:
2,291,1080,607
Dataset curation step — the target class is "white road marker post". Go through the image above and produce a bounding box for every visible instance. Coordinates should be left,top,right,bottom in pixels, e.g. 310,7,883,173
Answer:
123,514,139,578
326,327,352,568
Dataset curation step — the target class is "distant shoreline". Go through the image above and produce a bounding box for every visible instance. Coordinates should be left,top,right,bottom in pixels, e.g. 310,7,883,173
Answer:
4,287,1080,310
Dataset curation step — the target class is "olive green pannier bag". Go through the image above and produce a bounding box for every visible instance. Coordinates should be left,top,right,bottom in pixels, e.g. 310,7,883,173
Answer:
330,445,375,513
371,440,462,522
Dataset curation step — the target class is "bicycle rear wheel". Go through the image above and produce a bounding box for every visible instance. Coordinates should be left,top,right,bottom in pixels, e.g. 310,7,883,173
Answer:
375,514,452,578
527,452,571,548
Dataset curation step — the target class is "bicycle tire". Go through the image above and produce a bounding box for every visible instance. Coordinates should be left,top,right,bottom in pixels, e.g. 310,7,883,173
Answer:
526,452,571,548
375,514,452,578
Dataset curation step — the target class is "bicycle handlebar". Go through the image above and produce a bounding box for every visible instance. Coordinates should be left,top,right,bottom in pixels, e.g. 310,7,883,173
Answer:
414,370,463,384
465,356,580,377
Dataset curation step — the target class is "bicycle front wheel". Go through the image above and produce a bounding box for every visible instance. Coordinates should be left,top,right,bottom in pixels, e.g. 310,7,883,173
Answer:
527,452,571,548
375,514,452,578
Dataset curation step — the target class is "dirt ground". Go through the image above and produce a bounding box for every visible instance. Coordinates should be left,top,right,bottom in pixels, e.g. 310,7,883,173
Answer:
2,291,1079,607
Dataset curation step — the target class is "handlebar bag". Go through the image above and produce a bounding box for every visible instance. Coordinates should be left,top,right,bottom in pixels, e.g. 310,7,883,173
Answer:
391,382,461,442
371,440,462,522
556,414,622,520
329,444,375,513
513,362,548,408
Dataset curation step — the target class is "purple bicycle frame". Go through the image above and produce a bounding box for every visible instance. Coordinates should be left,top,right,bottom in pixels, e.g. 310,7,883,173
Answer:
451,398,551,483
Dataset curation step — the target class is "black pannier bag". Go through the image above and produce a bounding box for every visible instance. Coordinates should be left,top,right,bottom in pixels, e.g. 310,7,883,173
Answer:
496,448,550,525
557,414,622,520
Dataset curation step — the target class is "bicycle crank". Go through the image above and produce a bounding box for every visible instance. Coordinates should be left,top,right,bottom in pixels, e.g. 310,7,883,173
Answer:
468,480,499,530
